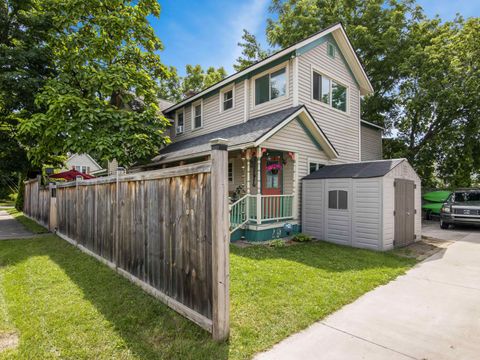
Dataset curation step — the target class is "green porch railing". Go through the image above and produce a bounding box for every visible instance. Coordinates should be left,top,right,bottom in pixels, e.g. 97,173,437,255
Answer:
229,195,248,233
260,195,294,221
229,194,294,232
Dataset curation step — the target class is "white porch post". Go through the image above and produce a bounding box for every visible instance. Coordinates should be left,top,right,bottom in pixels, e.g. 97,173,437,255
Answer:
245,149,251,220
292,152,299,220
256,147,262,224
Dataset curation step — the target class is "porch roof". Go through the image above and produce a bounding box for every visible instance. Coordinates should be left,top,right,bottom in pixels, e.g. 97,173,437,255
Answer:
152,106,336,164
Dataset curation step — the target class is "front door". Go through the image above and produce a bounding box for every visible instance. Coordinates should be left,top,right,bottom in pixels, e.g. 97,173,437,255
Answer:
261,156,283,220
261,156,282,195
394,179,415,247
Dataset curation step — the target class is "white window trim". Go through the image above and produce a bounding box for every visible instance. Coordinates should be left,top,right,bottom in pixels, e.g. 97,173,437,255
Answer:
175,108,185,135
307,157,326,174
251,61,289,109
310,66,349,115
191,99,203,131
228,160,234,183
219,85,235,113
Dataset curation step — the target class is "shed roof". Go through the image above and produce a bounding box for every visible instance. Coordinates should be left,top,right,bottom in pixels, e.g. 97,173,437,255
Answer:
303,159,405,180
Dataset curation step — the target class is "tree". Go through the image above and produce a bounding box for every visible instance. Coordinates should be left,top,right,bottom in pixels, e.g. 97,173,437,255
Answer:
0,0,58,203
159,64,227,102
19,0,171,167
265,0,423,126
391,17,480,188
234,29,273,71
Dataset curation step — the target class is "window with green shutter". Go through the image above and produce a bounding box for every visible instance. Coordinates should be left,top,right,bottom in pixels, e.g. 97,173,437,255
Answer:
255,67,287,105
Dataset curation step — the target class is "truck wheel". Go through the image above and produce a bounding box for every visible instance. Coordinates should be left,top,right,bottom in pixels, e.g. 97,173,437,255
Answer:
440,220,449,229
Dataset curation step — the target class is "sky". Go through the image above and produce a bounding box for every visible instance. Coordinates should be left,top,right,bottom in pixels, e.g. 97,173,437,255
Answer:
150,0,479,76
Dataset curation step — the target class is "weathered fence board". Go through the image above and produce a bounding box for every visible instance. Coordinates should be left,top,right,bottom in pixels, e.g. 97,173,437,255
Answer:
22,141,230,340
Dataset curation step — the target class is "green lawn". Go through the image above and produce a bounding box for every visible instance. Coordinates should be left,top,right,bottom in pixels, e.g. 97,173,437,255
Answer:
0,236,415,359
4,208,49,234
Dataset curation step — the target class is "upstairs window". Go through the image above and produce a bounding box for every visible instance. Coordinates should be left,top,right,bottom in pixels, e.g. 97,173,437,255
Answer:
176,111,184,134
312,71,347,112
328,190,348,210
255,67,287,105
327,42,336,58
223,88,234,111
192,101,202,129
74,165,89,174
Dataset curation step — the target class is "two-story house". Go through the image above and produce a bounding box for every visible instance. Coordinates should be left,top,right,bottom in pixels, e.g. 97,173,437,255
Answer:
146,23,388,241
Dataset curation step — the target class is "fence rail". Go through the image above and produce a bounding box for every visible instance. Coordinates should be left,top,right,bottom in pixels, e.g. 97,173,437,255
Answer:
23,141,230,341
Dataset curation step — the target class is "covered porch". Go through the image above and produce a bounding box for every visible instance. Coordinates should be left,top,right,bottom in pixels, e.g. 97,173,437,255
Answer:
228,147,299,238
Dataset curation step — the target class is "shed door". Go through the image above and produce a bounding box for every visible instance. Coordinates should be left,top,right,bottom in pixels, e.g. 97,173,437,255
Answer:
394,179,415,247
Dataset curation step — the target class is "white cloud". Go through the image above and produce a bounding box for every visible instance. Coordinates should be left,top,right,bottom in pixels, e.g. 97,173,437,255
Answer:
219,0,269,73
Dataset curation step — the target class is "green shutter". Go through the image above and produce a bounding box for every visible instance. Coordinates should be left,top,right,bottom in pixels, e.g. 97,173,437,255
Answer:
255,74,269,105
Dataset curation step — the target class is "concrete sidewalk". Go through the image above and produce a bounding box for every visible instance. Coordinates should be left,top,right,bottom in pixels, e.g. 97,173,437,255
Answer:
0,209,35,240
255,229,480,360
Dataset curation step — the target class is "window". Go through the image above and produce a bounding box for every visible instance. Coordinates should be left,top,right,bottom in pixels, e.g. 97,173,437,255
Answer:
192,102,202,129
74,165,89,174
228,162,233,182
312,71,347,112
332,81,347,111
328,190,348,210
265,160,281,189
327,42,335,58
255,67,287,105
176,111,184,134
222,88,234,111
309,162,325,174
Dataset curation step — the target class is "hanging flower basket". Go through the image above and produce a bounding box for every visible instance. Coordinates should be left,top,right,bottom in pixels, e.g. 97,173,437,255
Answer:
266,163,282,174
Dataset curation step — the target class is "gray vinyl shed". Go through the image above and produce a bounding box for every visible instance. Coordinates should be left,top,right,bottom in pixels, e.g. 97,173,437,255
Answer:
302,159,421,251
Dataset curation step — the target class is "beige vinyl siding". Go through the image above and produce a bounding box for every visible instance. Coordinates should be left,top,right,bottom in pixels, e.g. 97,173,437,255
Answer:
361,125,383,161
262,118,329,219
170,81,246,141
382,161,422,249
228,157,245,193
297,40,360,163
249,60,294,119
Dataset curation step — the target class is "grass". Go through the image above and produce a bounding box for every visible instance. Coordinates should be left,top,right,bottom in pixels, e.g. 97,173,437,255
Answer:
3,208,49,234
0,201,13,207
0,236,416,359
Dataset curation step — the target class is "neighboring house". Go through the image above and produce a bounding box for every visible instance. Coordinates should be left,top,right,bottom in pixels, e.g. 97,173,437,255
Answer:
64,154,104,175
139,23,420,245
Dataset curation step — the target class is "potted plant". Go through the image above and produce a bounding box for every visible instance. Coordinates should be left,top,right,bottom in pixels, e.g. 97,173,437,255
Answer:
266,163,282,175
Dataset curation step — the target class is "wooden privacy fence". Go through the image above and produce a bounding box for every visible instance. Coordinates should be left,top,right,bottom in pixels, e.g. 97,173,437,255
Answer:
23,139,230,340
24,176,50,228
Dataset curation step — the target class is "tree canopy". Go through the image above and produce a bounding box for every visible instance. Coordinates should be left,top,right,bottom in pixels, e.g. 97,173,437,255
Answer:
18,0,171,167
159,64,227,102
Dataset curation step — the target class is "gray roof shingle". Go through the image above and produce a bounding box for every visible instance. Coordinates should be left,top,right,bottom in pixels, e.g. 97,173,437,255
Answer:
153,106,303,162
303,159,405,180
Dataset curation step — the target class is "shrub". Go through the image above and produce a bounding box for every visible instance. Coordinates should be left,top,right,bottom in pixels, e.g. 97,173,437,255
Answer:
292,233,312,242
269,239,286,248
15,177,24,212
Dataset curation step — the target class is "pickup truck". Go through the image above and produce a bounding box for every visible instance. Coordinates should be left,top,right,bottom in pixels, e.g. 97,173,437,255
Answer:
440,189,480,229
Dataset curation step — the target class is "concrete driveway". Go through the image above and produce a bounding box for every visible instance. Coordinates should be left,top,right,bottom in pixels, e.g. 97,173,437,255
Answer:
255,223,480,360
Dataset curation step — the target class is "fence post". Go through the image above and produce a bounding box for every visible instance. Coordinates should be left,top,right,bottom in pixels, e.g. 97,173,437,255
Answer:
49,183,57,231
210,138,230,341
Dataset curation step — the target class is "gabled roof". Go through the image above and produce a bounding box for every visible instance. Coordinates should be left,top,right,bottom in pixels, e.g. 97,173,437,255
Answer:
164,23,373,114
151,106,338,164
303,159,405,180
66,153,102,170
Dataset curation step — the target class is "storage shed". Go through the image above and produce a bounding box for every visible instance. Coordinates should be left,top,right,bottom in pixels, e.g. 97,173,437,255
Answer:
302,159,421,251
